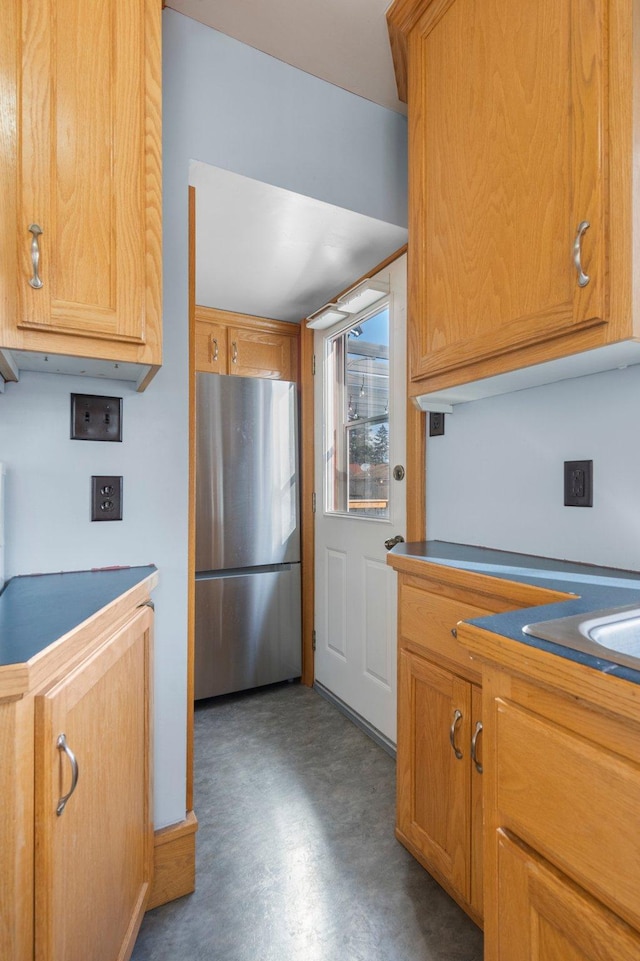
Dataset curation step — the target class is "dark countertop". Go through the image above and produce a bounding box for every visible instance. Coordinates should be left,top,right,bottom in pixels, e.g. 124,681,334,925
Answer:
0,565,157,667
391,541,640,685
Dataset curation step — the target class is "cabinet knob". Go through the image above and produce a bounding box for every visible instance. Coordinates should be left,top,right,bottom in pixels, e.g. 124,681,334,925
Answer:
56,733,79,816
28,223,44,289
449,709,463,759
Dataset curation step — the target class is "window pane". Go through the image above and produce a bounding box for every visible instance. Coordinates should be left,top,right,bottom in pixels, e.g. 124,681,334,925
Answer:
325,305,390,518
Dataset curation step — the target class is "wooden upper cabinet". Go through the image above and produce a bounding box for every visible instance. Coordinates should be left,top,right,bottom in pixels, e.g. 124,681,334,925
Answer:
195,306,299,382
195,318,228,375
388,0,635,398
0,0,162,383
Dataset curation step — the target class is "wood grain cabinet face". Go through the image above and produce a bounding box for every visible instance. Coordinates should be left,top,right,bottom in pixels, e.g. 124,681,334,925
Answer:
397,650,474,897
495,831,640,961
398,0,610,389
34,606,153,961
1,0,162,368
228,327,295,380
194,308,299,381
485,691,640,953
195,321,229,374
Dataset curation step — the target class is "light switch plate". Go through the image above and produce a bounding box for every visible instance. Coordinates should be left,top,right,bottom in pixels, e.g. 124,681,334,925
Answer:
71,394,122,442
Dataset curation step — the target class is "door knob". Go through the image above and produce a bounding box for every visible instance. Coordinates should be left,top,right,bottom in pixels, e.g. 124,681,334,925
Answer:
384,534,405,551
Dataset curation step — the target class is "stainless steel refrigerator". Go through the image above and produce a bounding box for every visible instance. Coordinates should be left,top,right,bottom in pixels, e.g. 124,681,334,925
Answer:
194,373,301,699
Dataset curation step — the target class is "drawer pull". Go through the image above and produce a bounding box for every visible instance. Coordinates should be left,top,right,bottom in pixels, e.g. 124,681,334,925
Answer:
56,733,79,816
210,336,219,363
471,720,483,774
450,709,463,759
28,223,44,289
573,220,590,288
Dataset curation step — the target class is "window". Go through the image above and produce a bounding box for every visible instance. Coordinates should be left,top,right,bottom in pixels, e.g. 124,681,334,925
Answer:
325,305,390,518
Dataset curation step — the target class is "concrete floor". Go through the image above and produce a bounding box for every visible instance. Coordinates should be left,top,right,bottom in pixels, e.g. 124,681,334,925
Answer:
132,683,483,961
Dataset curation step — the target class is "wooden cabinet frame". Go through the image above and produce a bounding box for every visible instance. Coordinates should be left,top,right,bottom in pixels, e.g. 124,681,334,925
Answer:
387,0,640,404
388,552,571,925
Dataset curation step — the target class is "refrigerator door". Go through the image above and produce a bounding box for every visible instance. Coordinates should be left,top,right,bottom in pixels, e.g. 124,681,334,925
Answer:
196,374,300,572
194,565,302,699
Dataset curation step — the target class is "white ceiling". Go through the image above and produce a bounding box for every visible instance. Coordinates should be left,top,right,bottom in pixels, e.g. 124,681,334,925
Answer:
166,0,405,114
190,162,407,323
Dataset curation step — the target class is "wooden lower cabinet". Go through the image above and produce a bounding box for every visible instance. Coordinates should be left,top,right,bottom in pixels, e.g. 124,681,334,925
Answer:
397,649,483,919
0,574,155,961
458,621,640,960
388,552,571,925
496,832,640,961
34,606,153,961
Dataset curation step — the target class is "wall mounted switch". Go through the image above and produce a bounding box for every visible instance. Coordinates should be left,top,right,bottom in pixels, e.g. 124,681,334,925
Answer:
564,460,593,507
429,412,445,436
91,476,123,521
71,394,122,442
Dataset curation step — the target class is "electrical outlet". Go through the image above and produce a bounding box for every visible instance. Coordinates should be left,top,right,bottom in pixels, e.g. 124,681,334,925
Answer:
429,412,445,436
71,394,122,442
564,460,593,507
91,476,123,521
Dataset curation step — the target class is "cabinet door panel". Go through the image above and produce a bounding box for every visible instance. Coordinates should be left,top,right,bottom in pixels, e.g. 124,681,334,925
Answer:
195,320,228,373
229,327,294,380
495,697,640,931
408,0,606,382
18,0,149,344
496,831,640,961
397,649,471,896
34,607,152,961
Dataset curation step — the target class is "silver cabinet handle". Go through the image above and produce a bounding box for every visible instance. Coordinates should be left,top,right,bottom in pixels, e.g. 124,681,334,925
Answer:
28,223,44,289
210,336,219,363
573,221,590,288
471,720,483,774
231,341,238,364
449,709,463,760
56,733,79,816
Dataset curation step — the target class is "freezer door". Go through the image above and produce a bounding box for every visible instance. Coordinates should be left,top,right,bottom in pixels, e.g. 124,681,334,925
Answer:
194,565,302,699
196,374,300,572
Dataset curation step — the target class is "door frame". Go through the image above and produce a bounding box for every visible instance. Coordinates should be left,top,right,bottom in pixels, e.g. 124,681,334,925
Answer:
186,235,420,804
299,242,422,692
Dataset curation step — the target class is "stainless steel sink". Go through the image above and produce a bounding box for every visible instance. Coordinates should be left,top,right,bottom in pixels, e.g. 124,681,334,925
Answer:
523,603,640,671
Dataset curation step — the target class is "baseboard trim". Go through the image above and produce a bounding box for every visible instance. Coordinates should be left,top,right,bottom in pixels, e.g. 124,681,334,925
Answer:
313,682,397,759
147,810,198,911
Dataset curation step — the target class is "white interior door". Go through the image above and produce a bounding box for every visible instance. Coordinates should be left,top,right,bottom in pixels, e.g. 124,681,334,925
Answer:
313,254,406,745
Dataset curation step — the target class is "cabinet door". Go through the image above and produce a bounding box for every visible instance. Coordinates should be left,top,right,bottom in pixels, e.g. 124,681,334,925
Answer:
397,649,471,898
469,683,483,917
195,320,228,373
494,831,640,961
229,327,295,380
15,0,161,355
408,0,606,384
34,606,153,961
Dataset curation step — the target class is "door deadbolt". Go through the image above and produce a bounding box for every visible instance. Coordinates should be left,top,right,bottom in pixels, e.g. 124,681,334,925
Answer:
393,464,405,481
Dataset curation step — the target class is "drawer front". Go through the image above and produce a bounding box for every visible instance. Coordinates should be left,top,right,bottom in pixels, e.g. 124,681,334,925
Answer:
495,698,640,931
399,583,490,677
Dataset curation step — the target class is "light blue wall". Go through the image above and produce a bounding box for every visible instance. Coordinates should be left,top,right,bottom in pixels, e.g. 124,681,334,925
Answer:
0,10,408,829
426,365,640,571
